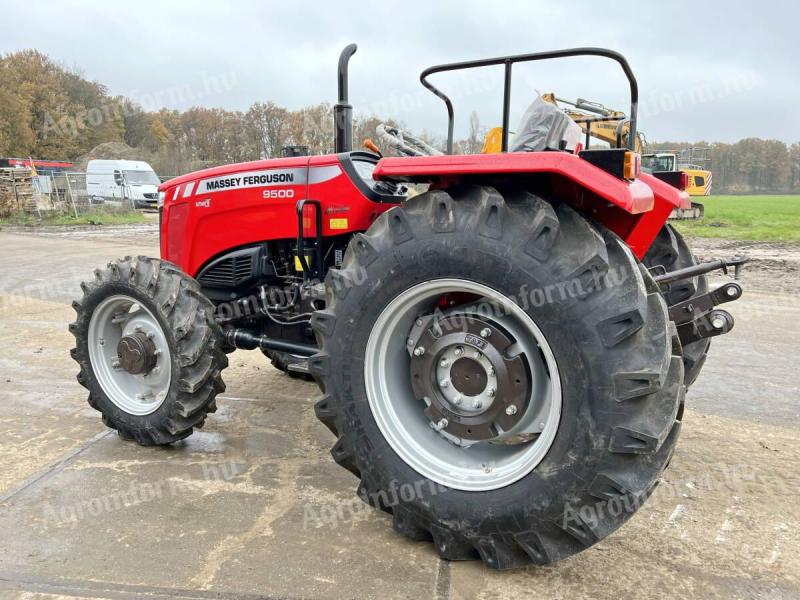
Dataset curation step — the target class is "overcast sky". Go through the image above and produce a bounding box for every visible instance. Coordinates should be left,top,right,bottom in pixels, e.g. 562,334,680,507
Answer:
2,0,797,144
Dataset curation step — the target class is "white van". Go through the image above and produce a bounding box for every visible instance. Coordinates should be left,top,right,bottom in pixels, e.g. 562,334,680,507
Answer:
86,160,161,209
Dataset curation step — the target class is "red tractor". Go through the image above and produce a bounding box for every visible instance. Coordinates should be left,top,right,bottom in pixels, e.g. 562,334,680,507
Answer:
70,45,745,569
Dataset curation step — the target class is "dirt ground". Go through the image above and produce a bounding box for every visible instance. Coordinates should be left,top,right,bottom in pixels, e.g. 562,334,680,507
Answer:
0,224,798,600
689,236,800,295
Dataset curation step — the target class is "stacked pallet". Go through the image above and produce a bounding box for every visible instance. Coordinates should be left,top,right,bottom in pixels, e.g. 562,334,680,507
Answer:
0,169,36,215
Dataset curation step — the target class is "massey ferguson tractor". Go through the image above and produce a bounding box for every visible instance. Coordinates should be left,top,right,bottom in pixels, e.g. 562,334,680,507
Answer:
69,45,746,569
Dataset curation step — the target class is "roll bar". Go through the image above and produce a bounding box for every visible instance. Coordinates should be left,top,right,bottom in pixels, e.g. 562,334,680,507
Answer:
419,47,639,154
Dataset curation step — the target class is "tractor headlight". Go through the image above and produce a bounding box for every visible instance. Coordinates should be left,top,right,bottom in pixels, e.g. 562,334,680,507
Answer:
157,191,166,209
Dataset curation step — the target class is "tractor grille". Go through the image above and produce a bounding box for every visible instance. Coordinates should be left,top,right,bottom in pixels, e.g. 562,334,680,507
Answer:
198,252,256,287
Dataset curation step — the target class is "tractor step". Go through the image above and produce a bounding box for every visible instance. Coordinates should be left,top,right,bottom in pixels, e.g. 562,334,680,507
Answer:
287,360,310,374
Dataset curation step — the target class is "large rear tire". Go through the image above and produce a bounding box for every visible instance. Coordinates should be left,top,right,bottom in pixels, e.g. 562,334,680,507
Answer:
70,256,228,445
643,225,711,386
310,186,683,569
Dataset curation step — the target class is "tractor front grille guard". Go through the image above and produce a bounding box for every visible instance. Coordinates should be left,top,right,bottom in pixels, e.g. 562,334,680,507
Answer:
419,47,639,155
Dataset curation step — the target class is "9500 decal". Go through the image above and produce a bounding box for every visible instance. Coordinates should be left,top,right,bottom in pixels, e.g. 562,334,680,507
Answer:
262,189,295,199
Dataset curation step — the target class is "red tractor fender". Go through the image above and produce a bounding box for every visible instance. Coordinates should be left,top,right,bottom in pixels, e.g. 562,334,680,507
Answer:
373,152,689,259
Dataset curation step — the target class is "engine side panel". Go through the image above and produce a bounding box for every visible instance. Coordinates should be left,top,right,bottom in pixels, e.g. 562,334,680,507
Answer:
158,154,396,277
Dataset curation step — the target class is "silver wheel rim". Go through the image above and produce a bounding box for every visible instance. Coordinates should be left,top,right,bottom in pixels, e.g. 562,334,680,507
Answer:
365,279,562,492
88,295,172,416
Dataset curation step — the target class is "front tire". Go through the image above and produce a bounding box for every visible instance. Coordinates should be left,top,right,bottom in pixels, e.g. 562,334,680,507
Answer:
70,256,228,445
311,186,683,568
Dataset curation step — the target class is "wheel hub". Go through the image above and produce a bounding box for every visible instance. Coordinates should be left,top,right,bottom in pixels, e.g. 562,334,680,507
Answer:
116,332,157,375
449,357,488,396
409,314,531,441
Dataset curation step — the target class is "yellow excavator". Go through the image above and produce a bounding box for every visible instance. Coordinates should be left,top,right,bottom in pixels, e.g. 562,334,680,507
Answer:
540,93,644,152
480,93,643,153
640,150,712,197
480,93,709,218
541,94,711,202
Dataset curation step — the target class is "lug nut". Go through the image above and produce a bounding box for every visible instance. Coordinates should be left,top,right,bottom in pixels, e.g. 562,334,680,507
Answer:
434,418,448,431
505,405,518,416
439,379,450,388
440,358,449,368
146,331,155,339
473,400,483,409
486,387,496,398
407,338,414,346
488,366,495,376
415,318,423,327
453,394,462,405
480,328,491,338
413,346,425,356
454,346,463,356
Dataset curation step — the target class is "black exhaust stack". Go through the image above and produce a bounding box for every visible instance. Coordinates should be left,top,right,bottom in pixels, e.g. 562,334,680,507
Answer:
334,43,357,153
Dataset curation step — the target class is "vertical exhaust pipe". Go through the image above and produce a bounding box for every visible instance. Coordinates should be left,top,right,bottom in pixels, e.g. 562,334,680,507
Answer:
334,43,357,153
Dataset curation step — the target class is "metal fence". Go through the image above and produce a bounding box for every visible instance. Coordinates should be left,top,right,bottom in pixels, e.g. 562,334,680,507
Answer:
0,169,143,217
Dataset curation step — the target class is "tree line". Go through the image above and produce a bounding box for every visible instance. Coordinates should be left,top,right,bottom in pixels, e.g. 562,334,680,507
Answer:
646,140,800,194
1,50,798,192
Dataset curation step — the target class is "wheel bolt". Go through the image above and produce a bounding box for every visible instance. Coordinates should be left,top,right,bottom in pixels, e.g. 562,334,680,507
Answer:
486,387,496,397
480,328,491,338
453,394,462,405
505,405,518,416
473,400,483,409
413,346,425,356
415,318,423,327
454,346,463,356
439,379,450,388
488,366,495,376
440,358,449,368
146,331,155,339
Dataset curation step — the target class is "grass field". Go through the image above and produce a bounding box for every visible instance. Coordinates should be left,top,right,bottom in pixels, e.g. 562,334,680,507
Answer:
674,195,800,242
0,210,147,227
